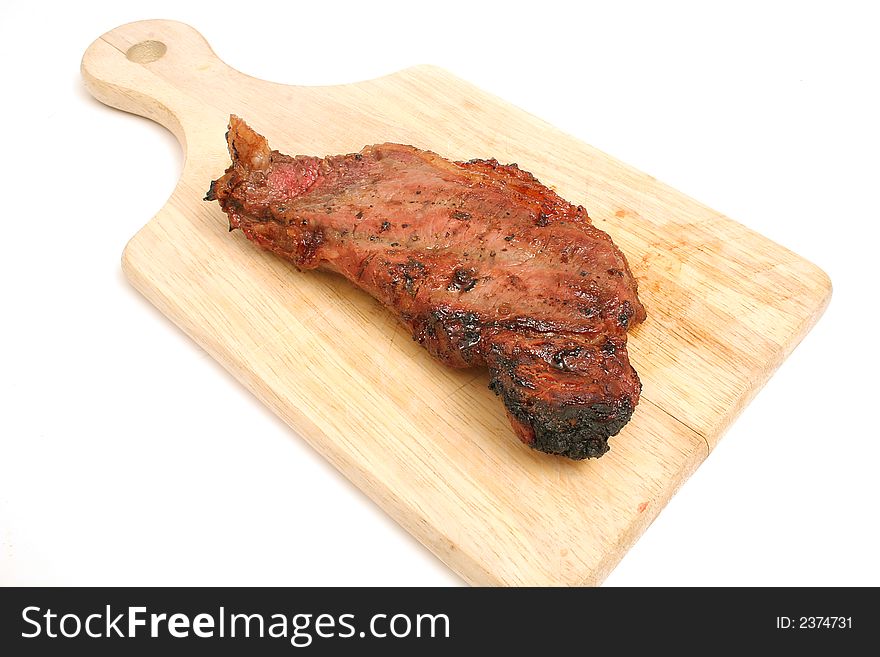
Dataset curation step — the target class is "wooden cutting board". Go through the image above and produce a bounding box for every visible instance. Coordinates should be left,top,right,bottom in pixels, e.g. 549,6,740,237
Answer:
82,20,831,586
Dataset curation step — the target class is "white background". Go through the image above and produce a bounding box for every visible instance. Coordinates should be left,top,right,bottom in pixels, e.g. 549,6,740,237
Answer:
1,1,877,586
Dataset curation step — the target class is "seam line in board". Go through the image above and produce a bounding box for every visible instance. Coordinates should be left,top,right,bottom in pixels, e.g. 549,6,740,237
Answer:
100,36,125,54
640,397,710,457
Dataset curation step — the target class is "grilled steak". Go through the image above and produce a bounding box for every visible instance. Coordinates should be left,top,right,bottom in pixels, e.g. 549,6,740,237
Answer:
206,116,646,459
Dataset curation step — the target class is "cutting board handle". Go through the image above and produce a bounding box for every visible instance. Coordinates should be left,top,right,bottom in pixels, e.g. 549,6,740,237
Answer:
81,20,229,158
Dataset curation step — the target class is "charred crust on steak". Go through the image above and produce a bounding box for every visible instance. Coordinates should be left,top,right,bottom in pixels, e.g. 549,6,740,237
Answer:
493,379,635,459
488,350,638,460
448,268,478,292
550,347,583,372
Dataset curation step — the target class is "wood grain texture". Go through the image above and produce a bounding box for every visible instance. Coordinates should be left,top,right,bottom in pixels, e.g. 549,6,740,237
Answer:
81,19,831,586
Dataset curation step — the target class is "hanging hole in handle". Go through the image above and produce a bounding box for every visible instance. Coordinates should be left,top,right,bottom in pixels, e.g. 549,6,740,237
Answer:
126,40,167,64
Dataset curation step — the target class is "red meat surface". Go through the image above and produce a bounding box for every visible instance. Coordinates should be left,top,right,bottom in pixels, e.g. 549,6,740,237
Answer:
207,116,646,459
